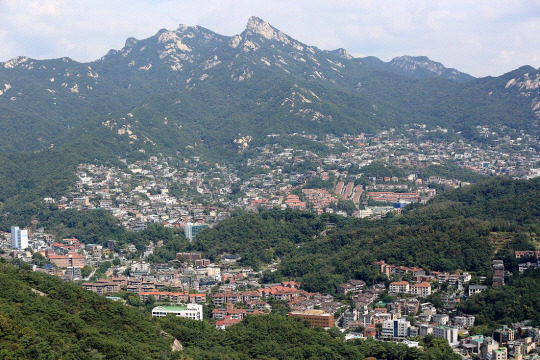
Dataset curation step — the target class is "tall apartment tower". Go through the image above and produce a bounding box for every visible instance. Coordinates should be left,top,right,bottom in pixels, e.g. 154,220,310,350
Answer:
11,226,28,250
492,260,505,287
184,222,208,242
184,222,194,241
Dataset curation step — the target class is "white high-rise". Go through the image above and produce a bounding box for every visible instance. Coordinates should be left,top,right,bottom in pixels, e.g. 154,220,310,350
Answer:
11,226,28,250
184,222,208,242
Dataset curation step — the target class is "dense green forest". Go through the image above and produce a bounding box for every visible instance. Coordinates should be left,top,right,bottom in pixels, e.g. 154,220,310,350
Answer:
0,260,176,359
0,149,79,231
431,176,540,229
0,260,461,360
459,267,540,331
192,177,540,293
192,209,326,268
160,314,460,360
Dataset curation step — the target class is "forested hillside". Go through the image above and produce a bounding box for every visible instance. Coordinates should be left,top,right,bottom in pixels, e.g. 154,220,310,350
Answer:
0,260,175,359
459,267,540,331
160,314,461,360
193,177,540,293
0,260,461,360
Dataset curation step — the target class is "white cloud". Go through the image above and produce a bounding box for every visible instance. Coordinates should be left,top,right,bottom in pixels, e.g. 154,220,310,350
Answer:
0,0,539,76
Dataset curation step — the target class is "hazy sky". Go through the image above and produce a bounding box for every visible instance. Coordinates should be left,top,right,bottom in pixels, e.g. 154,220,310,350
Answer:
1,0,539,77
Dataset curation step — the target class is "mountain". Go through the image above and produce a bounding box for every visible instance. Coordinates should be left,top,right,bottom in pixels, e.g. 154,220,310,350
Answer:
387,55,475,81
351,54,474,82
0,16,539,158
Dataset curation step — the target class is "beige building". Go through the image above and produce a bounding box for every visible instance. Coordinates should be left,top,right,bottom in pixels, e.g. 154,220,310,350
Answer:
410,282,432,297
389,281,410,294
288,309,334,328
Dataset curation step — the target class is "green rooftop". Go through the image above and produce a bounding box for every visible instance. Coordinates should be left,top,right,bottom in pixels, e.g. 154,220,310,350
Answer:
434,325,454,330
154,306,187,311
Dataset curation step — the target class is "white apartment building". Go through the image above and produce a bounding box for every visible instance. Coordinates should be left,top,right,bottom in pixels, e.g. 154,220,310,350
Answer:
151,303,203,320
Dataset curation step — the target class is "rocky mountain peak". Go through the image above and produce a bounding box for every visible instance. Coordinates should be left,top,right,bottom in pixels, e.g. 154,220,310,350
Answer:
390,55,442,73
329,48,353,60
245,16,289,43
389,55,474,81
177,24,199,33
124,37,138,48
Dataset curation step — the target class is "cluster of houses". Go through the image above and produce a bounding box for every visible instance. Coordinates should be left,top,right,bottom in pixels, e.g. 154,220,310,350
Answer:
335,181,363,204
460,322,540,360
515,251,540,274
209,281,346,329
366,192,420,204
301,188,339,212
375,260,472,286
35,122,540,236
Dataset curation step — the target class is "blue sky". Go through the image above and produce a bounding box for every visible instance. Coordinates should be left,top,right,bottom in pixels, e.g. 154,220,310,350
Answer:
1,0,539,77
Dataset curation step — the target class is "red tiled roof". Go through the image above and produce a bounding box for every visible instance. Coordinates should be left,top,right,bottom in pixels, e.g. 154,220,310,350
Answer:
216,318,241,327
390,281,409,285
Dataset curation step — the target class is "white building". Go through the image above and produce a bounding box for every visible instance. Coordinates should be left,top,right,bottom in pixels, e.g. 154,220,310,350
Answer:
433,313,450,325
454,315,475,328
389,281,409,294
11,226,28,250
433,325,459,346
468,285,488,296
151,303,203,321
381,318,411,339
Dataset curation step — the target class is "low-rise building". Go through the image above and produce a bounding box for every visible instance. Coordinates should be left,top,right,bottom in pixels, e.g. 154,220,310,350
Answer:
288,309,334,328
492,348,508,360
47,253,86,268
454,315,475,328
433,313,450,325
82,280,120,294
381,318,411,339
389,281,409,294
468,285,488,296
493,326,515,346
151,304,203,320
410,282,432,297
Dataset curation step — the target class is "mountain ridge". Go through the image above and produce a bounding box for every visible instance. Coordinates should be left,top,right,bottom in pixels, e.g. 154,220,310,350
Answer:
0,16,539,157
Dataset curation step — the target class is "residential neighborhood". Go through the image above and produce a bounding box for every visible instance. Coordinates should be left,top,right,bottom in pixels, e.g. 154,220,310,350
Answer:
3,218,539,360
31,125,540,233
1,125,539,359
